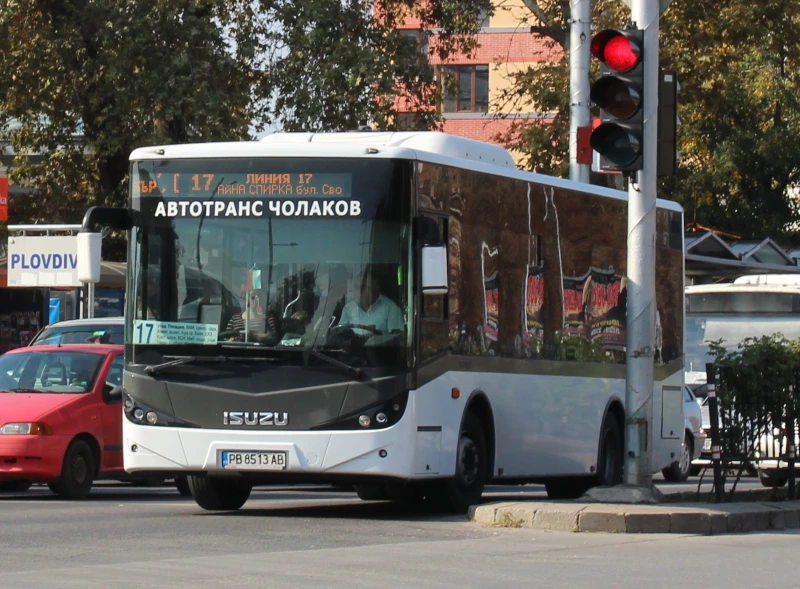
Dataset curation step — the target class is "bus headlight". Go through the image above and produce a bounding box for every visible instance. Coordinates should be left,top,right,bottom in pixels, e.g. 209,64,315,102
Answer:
123,392,199,428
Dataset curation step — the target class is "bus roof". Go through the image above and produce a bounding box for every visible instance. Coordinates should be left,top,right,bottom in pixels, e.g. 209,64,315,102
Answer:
129,131,683,213
686,282,800,295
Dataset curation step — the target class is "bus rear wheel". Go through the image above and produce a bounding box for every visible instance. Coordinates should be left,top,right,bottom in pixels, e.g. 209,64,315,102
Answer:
428,412,487,513
188,476,252,511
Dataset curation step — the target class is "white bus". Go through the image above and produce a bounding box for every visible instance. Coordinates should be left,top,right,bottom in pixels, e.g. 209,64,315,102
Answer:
686,274,800,486
82,131,685,512
685,274,800,386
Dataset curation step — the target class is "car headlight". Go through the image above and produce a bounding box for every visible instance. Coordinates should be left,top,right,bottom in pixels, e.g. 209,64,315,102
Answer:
0,422,53,435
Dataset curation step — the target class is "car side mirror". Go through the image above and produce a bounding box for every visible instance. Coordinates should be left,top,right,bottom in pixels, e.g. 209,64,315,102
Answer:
103,384,123,404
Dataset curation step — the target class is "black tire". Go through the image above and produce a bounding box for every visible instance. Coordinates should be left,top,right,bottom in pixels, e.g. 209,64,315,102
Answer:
594,411,623,488
50,439,95,499
354,484,387,501
175,475,192,496
428,412,488,513
661,432,692,482
188,475,252,511
758,469,789,488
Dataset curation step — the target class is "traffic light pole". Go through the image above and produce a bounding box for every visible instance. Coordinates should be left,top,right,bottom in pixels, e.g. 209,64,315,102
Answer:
623,0,660,487
568,0,591,183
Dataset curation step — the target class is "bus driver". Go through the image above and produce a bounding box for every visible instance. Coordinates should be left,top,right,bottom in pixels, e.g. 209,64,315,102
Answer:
337,269,404,336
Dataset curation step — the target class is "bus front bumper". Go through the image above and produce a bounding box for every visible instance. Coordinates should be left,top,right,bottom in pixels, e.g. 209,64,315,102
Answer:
122,415,429,481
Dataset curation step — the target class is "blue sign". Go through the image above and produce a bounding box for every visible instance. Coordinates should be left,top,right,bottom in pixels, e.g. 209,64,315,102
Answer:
49,297,61,324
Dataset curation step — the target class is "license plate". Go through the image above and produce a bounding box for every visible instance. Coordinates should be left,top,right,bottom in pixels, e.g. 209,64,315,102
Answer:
221,451,287,470
703,439,712,450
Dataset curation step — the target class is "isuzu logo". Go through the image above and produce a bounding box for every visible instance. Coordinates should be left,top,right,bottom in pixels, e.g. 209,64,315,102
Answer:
223,411,289,426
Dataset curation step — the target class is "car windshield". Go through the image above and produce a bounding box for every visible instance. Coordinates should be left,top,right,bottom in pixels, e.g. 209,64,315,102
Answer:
0,351,105,394
31,324,124,346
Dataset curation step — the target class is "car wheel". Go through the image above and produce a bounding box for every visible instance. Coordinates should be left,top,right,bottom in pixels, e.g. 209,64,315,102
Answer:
427,412,488,513
50,439,96,500
758,469,788,488
661,432,692,482
175,475,192,496
188,475,251,511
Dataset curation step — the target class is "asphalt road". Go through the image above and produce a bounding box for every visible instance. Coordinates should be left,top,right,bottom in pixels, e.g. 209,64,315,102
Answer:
0,474,790,589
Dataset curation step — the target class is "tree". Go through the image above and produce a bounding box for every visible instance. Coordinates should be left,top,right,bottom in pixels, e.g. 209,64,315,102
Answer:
492,0,800,239
490,0,627,178
660,0,800,239
0,0,486,258
0,0,253,256
237,0,486,133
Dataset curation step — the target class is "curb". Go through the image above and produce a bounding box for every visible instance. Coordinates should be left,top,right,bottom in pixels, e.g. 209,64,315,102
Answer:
468,500,800,534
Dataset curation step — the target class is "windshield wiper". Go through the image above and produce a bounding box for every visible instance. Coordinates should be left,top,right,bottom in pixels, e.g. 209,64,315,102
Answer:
220,345,364,379
8,388,54,394
278,346,363,379
144,355,278,375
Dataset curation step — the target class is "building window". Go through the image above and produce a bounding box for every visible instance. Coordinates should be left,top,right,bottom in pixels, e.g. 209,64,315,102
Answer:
437,65,489,113
477,3,491,27
399,29,429,62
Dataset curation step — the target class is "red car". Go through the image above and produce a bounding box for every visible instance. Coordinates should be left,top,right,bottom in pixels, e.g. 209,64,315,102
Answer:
0,344,130,498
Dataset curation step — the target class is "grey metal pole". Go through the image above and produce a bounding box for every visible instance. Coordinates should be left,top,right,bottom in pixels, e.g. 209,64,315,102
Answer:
568,0,591,183
87,282,95,319
623,0,659,487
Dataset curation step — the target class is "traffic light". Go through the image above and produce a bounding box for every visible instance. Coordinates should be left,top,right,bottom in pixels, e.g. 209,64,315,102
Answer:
589,27,644,172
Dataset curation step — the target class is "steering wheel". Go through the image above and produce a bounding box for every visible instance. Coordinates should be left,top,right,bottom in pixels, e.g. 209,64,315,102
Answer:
219,329,243,339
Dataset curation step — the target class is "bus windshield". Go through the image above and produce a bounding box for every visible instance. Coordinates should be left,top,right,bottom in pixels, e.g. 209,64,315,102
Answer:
685,313,800,382
127,157,412,369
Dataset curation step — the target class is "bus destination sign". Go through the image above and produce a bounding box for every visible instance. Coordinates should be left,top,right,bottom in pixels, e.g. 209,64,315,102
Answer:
135,173,352,199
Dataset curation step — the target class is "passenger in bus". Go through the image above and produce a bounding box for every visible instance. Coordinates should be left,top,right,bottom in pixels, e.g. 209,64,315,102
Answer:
337,269,404,336
225,291,278,342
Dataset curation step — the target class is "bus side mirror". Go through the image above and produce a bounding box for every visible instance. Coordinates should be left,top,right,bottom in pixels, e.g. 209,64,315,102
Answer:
422,245,448,295
418,216,448,296
77,231,102,284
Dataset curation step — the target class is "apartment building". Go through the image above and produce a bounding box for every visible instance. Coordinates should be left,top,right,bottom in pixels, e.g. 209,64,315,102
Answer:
397,1,561,161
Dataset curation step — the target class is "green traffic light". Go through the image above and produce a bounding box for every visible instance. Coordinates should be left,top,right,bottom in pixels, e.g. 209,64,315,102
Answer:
590,124,641,167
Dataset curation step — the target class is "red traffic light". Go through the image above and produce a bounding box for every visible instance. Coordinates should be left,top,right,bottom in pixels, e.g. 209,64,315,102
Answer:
591,30,642,73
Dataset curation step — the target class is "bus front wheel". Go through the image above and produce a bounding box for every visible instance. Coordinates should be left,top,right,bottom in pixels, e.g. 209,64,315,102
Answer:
188,476,252,511
428,412,488,513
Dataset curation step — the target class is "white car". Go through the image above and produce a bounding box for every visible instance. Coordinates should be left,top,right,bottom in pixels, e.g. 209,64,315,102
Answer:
661,386,706,481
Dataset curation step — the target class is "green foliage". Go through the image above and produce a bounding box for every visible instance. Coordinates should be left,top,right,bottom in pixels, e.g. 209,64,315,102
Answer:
0,0,253,257
498,1,800,238
491,0,627,177
709,333,799,464
661,0,800,239
1,0,485,257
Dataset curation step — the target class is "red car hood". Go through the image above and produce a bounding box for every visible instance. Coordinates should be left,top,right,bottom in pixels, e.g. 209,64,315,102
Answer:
0,391,78,423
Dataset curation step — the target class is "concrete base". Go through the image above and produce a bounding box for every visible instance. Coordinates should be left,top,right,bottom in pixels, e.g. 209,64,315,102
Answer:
580,484,666,505
469,498,800,535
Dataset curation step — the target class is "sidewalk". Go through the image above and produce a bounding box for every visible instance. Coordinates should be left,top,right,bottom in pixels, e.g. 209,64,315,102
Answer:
469,497,800,534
